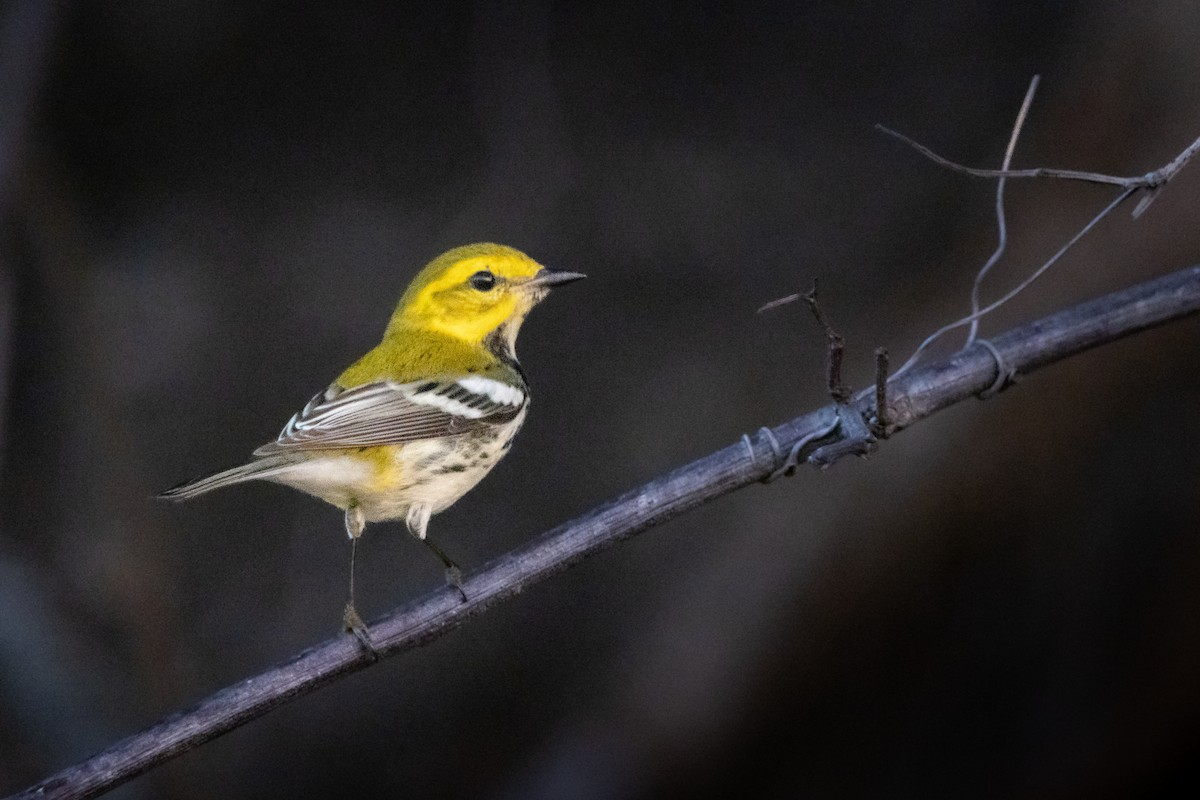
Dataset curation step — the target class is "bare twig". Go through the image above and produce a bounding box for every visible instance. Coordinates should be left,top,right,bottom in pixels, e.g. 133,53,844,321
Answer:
877,124,1200,197
879,94,1200,385
11,263,1200,800
801,282,850,403
968,75,1040,345
873,347,891,436
889,185,1136,384
757,293,802,313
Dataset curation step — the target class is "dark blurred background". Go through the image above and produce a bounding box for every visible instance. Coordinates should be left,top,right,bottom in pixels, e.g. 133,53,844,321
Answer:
2,1,1200,797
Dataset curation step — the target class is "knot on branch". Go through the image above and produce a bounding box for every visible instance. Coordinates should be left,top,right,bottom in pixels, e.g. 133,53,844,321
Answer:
747,405,877,483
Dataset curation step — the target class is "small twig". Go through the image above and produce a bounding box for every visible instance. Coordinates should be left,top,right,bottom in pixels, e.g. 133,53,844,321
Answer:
873,347,891,436
757,281,853,404
877,124,1200,198
801,281,850,403
757,293,802,314
968,75,1040,345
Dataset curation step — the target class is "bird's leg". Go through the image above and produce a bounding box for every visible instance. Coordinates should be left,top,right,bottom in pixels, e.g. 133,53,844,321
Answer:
343,503,378,659
422,536,467,602
405,503,467,602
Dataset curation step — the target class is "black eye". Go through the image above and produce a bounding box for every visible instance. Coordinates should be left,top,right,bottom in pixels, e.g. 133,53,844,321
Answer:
468,270,496,291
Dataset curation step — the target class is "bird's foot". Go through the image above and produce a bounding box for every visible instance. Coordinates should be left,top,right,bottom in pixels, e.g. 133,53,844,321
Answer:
343,603,379,661
445,566,467,603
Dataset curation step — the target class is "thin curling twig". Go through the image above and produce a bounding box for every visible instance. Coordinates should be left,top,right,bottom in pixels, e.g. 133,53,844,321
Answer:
968,75,1040,345
880,87,1200,385
889,185,1136,384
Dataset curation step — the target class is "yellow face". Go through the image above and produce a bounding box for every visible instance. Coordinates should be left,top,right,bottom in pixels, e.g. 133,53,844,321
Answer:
392,243,552,344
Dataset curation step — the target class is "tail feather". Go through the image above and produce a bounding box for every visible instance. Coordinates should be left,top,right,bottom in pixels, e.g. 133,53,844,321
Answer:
159,456,295,500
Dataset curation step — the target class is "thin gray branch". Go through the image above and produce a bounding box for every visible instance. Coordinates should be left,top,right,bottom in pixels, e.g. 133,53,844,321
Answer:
10,264,1200,800
877,123,1200,193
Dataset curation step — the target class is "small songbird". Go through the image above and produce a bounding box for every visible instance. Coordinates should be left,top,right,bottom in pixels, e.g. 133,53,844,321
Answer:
161,243,584,651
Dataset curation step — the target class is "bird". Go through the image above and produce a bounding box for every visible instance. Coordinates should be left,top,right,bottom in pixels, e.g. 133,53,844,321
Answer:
161,242,585,653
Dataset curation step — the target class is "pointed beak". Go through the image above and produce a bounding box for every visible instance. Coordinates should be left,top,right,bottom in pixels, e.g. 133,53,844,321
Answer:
526,267,587,289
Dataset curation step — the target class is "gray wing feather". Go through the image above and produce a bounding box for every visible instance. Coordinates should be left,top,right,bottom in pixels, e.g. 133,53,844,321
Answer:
253,379,525,455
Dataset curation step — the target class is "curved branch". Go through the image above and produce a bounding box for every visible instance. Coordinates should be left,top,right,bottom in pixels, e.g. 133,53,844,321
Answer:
10,264,1200,800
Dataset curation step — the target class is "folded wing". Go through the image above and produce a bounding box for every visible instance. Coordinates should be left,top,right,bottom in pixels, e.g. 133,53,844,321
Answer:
253,376,526,455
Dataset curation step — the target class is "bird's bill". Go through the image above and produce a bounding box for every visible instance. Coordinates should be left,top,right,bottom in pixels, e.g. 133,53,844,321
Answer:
524,268,587,289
